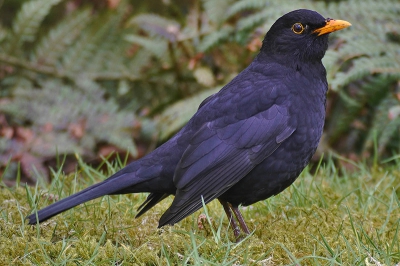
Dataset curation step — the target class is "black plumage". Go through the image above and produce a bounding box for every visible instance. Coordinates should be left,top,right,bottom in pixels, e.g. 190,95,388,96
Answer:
27,9,350,241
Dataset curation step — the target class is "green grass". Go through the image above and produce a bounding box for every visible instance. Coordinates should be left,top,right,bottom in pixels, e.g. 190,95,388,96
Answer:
0,157,399,265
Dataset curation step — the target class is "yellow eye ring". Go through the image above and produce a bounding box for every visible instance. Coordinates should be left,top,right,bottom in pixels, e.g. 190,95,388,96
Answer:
292,23,304,34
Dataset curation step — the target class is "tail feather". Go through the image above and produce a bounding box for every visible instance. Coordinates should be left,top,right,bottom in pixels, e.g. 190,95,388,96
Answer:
27,172,140,224
135,193,168,218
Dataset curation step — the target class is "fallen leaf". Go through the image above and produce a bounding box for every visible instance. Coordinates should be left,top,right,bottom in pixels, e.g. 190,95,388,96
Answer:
15,127,35,143
0,127,13,139
68,120,86,139
19,152,49,183
107,0,121,9
247,37,262,52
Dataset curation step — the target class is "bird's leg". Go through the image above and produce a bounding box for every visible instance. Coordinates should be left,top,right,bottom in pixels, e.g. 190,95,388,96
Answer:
229,203,251,235
218,199,241,240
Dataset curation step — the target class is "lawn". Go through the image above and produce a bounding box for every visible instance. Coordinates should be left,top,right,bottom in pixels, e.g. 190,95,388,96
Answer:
0,157,399,265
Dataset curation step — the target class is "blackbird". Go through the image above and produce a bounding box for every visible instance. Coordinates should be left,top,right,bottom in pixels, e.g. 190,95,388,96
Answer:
27,9,351,240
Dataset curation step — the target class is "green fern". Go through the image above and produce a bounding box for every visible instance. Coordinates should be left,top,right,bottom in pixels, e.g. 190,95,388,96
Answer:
225,0,269,19
33,8,92,66
62,10,125,74
320,0,400,158
9,0,63,54
128,14,181,41
0,23,8,45
85,14,126,75
198,25,234,52
323,0,400,85
365,98,400,155
125,34,168,59
236,9,270,32
202,0,235,26
0,79,138,156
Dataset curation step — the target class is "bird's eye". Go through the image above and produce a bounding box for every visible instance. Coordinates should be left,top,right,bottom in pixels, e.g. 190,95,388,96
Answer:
292,23,304,34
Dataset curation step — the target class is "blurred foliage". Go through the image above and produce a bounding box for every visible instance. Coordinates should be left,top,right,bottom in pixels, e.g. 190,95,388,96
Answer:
0,0,399,183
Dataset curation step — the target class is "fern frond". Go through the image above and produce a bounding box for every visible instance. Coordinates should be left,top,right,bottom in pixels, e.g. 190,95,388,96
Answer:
377,115,400,155
364,98,400,154
125,34,168,59
85,14,127,75
326,89,362,144
199,26,234,52
62,10,125,74
362,75,398,106
202,0,235,25
33,8,92,66
323,0,400,92
0,23,8,46
60,28,95,73
1,79,138,156
225,0,268,19
326,0,400,21
331,55,400,91
128,14,180,41
236,10,269,31
9,0,63,54
126,49,151,77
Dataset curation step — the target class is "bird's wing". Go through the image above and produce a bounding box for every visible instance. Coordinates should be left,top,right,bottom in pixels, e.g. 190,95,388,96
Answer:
159,75,296,226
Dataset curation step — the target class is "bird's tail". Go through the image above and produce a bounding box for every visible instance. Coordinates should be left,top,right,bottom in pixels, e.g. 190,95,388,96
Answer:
27,171,141,225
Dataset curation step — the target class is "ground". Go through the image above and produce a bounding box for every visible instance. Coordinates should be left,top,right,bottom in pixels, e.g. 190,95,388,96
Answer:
0,159,399,265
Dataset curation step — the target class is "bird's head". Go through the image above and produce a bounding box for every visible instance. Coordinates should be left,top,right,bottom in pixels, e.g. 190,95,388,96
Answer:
261,9,351,63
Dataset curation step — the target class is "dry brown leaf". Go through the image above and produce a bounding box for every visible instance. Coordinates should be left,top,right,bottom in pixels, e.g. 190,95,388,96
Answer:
247,37,262,52
98,144,121,158
188,53,204,70
197,213,209,230
107,0,121,9
68,119,86,139
15,127,35,143
41,192,59,202
0,127,13,139
19,153,49,183
42,123,53,133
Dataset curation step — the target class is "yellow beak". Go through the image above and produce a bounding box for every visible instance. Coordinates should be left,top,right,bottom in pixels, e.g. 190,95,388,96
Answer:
313,19,351,36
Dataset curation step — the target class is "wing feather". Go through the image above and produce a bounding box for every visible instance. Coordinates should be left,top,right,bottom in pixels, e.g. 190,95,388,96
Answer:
159,70,298,227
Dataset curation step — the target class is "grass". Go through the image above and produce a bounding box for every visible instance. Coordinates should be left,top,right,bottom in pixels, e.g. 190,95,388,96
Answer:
0,156,399,265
